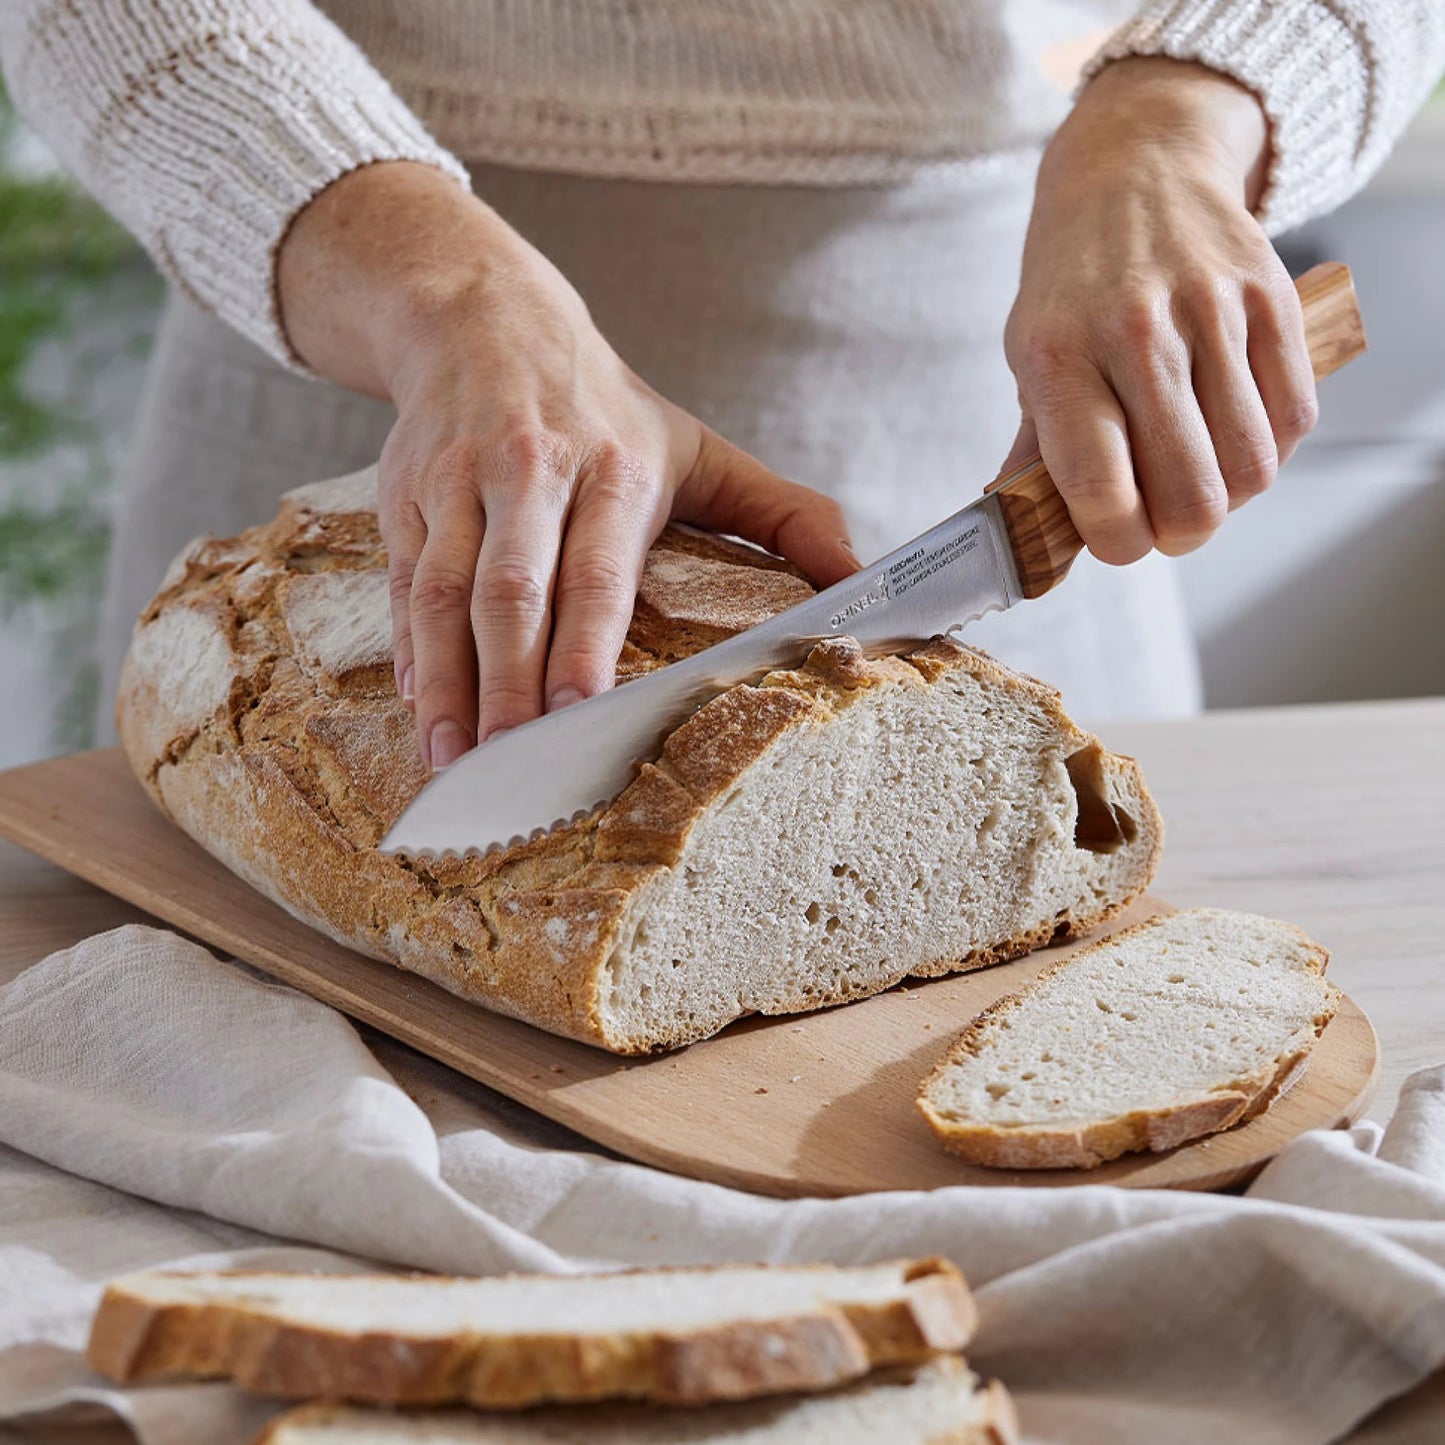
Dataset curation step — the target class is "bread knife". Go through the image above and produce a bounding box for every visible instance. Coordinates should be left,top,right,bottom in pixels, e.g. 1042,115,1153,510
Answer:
381,263,1366,859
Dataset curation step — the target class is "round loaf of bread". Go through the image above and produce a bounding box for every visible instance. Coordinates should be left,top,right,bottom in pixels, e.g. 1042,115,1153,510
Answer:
116,467,1162,1053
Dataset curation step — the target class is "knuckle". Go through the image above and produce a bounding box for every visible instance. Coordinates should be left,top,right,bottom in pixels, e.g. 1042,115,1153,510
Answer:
545,653,611,698
1108,291,1167,352
586,445,658,506
1144,348,1191,397
780,482,847,533
475,557,550,618
408,566,474,619
1154,483,1228,550
478,681,535,713
1278,392,1319,441
495,424,565,483
379,479,426,541
1061,481,1153,566
1222,443,1277,499
387,555,417,603
563,549,635,604
1088,534,1152,567
414,673,474,711
587,437,632,479
1012,327,1077,385
1244,267,1298,317
816,495,849,532
1055,474,1127,520
1174,271,1233,322
478,686,543,735
380,450,424,503
1078,509,1152,566
429,435,486,487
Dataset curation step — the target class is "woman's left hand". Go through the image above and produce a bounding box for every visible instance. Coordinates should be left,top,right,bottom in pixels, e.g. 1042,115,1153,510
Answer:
1001,56,1319,564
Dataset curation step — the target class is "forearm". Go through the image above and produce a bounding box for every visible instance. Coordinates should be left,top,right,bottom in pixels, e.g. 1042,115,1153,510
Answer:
0,0,467,366
276,162,556,402
1087,0,1445,231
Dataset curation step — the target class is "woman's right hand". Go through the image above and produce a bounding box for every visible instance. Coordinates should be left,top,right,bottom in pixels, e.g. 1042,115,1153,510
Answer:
277,161,857,769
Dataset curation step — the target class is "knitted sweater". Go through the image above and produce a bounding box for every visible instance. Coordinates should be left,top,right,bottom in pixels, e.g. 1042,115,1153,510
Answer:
2,2,1441,366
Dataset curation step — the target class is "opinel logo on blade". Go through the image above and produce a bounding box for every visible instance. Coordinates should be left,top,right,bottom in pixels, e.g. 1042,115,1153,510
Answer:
829,572,891,631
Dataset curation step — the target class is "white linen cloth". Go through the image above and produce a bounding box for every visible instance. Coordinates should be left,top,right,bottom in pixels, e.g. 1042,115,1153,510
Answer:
1,925,1442,1445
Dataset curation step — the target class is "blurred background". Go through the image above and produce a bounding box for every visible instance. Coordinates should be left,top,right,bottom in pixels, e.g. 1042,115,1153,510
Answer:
0,80,1440,768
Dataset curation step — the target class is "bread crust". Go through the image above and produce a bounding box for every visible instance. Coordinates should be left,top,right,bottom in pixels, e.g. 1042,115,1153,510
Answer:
249,1359,1017,1444
87,1260,975,1409
916,912,1341,1170
116,469,1162,1053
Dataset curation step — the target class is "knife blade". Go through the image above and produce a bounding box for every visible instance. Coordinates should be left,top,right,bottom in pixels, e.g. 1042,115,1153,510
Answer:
381,262,1366,858
382,495,1022,857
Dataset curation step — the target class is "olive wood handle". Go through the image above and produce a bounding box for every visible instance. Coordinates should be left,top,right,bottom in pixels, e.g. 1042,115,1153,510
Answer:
982,261,1368,600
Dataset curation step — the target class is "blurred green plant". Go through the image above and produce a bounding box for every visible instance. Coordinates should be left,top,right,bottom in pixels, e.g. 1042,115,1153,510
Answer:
0,79,161,752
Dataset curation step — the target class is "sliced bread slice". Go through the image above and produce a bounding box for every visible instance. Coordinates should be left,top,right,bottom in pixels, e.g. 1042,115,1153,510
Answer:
88,1260,974,1409
918,908,1340,1169
252,1359,1016,1445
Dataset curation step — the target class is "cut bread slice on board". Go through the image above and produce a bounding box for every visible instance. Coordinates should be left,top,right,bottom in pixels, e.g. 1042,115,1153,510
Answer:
116,467,1162,1053
918,908,1341,1170
252,1359,1016,1445
88,1259,975,1408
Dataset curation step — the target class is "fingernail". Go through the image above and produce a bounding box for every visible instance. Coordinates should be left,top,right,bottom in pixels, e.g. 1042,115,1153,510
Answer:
547,687,586,713
400,665,415,704
427,720,474,769
839,539,862,569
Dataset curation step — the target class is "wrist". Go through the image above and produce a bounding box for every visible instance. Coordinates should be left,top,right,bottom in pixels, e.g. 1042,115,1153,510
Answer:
277,160,530,396
1057,56,1270,210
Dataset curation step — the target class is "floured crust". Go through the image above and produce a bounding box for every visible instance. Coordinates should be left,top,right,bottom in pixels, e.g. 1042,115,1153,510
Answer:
916,913,1340,1170
116,467,1162,1053
86,1260,975,1409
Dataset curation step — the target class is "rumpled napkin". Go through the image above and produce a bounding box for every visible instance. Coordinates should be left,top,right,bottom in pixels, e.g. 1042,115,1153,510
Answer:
1,925,1442,1445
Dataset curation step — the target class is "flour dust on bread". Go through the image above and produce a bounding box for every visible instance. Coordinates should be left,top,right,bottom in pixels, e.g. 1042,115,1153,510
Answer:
918,908,1341,1170
87,1260,975,1408
116,466,1162,1052
252,1359,1017,1445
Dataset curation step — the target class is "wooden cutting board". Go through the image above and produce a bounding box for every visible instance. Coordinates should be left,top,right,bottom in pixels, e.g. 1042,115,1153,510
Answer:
0,749,1377,1197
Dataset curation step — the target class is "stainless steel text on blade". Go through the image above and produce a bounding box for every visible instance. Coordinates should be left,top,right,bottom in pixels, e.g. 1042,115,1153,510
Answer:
380,495,1021,857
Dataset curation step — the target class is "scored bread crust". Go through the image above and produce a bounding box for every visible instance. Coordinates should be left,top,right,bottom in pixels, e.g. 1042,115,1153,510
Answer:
916,912,1341,1170
87,1260,975,1409
116,467,1162,1053
249,1363,1019,1445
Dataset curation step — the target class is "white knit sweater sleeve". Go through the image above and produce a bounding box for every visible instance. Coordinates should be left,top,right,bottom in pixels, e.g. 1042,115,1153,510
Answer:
1086,1,1445,234
0,1,469,366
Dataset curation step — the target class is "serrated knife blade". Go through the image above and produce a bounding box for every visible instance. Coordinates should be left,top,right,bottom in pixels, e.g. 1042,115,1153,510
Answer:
379,261,1366,859
381,494,1021,858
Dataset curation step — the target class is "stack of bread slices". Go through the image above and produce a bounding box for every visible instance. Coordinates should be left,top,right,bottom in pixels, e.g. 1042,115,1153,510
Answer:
87,1259,1014,1443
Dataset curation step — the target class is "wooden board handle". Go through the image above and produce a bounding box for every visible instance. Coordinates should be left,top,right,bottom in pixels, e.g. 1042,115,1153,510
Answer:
983,261,1367,600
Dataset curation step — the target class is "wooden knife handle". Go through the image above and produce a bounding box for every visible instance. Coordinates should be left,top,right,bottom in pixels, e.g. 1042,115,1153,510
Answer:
983,261,1368,600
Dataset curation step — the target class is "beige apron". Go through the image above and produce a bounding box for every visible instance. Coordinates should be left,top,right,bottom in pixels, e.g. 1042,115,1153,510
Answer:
97,156,1200,738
